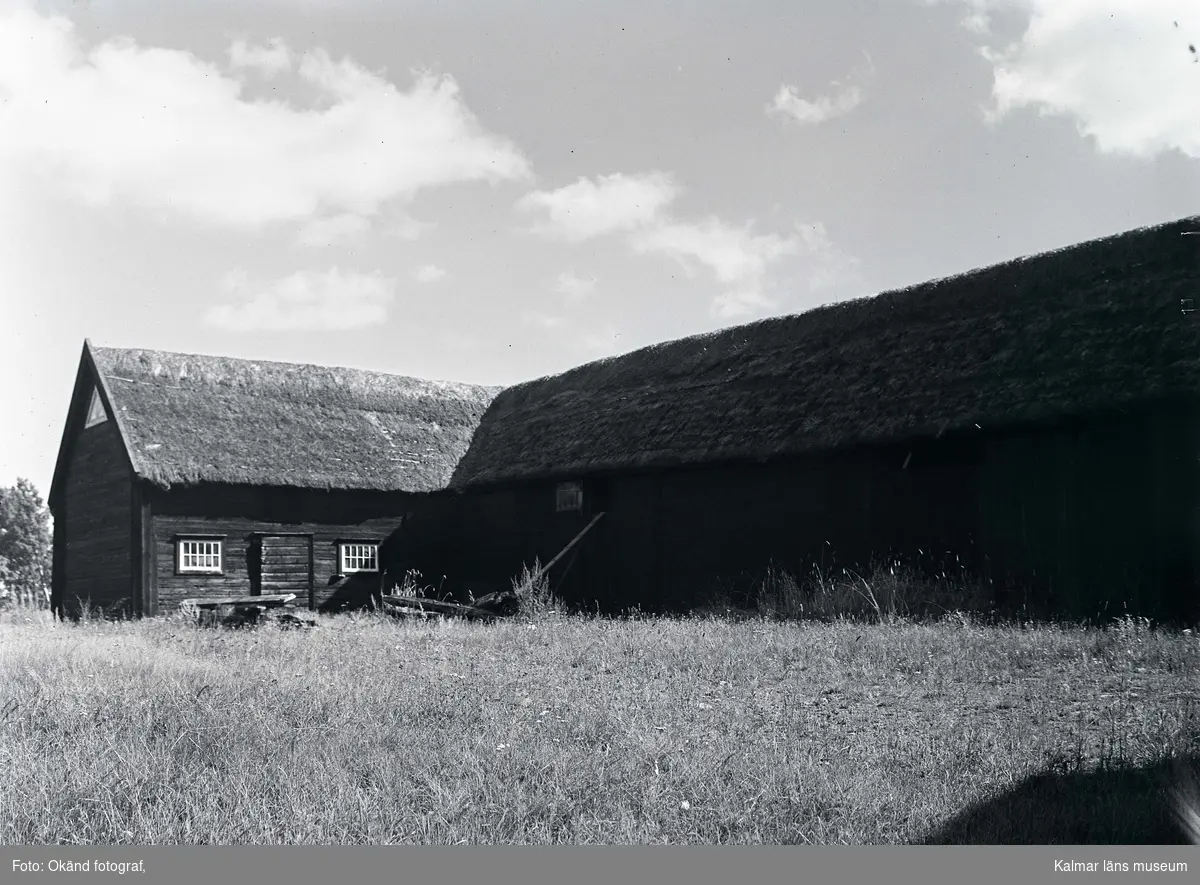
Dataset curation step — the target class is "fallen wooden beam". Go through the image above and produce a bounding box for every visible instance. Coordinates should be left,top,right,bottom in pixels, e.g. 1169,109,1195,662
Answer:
380,605,439,620
380,594,499,621
470,589,521,616
275,612,319,629
180,593,297,610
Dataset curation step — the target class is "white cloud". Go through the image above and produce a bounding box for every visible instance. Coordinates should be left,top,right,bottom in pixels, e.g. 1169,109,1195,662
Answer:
767,52,873,126
687,220,855,320
435,328,482,350
630,217,800,285
413,264,446,283
204,267,395,331
297,210,432,246
0,8,532,233
555,270,597,302
517,169,852,321
295,213,371,247
924,0,1004,33
520,309,566,330
712,290,777,320
631,217,811,319
515,172,680,241
767,82,864,126
938,0,1200,159
961,10,993,34
228,37,292,77
792,222,861,293
387,214,433,240
581,323,623,353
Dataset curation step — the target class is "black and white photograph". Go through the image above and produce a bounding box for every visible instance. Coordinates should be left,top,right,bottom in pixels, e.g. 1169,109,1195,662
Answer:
1,0,1199,853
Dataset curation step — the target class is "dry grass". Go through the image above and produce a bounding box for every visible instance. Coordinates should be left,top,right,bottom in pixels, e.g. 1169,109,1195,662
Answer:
1,602,1198,845
749,559,993,623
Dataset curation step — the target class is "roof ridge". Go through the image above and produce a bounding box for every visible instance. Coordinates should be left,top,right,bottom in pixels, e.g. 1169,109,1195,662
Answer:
90,344,502,393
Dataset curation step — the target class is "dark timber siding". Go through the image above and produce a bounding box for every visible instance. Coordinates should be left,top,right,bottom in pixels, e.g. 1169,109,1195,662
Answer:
427,486,547,598
434,455,890,613
150,485,407,612
591,475,659,610
424,401,1199,621
61,418,133,616
980,406,1197,620
653,456,877,609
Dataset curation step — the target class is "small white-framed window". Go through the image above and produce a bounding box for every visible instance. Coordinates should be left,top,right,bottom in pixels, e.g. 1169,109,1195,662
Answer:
556,481,583,512
84,387,108,429
177,538,223,574
339,542,379,574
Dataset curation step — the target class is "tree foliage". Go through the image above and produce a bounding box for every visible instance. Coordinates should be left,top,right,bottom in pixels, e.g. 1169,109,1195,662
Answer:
0,478,52,608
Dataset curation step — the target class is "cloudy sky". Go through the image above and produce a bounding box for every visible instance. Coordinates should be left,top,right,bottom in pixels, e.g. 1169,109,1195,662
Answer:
2,0,1198,498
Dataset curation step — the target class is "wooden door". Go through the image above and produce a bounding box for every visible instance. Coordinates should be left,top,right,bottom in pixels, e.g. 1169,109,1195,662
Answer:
260,534,314,609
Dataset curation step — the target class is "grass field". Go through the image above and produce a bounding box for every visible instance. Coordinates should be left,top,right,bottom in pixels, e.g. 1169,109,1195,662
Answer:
2,604,1198,845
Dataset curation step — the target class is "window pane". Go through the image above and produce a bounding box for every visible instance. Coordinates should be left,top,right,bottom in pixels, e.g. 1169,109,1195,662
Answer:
85,388,108,427
180,540,221,572
342,543,378,572
556,481,583,511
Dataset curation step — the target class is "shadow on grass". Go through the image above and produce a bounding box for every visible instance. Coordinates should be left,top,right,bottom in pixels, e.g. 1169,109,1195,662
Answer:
922,755,1200,845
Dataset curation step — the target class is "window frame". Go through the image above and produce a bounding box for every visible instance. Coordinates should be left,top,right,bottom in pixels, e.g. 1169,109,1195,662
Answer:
338,541,380,575
555,481,584,513
175,535,226,575
84,387,108,429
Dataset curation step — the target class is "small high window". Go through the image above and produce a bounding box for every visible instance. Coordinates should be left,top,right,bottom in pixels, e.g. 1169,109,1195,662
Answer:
84,388,108,428
339,542,379,574
177,538,223,574
556,481,583,512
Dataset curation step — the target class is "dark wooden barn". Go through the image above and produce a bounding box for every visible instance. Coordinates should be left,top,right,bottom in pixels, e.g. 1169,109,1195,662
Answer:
48,342,498,619
417,215,1200,622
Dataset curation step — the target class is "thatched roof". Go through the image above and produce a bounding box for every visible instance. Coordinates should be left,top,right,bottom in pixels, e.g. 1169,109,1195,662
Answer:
450,214,1200,490
86,345,501,493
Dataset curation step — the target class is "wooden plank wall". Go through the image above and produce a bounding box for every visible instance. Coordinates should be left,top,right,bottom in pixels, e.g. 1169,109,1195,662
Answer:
438,444,989,614
430,483,613,603
260,534,313,599
150,486,407,612
1094,404,1196,622
410,480,634,606
427,487,540,599
588,475,659,611
1184,406,1200,622
61,417,133,616
647,447,977,611
1161,404,1199,622
424,403,1198,621
655,461,831,608
872,437,984,577
977,404,1191,621
444,450,907,613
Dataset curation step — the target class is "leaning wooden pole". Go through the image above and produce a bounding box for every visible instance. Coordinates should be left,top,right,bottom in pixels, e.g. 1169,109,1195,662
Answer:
534,511,606,582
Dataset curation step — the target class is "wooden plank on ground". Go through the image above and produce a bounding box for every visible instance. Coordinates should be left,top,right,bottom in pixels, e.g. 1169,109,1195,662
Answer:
380,595,497,620
181,593,297,609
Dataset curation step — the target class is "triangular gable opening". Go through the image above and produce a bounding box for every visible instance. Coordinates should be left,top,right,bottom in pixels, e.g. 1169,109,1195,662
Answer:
84,386,108,428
